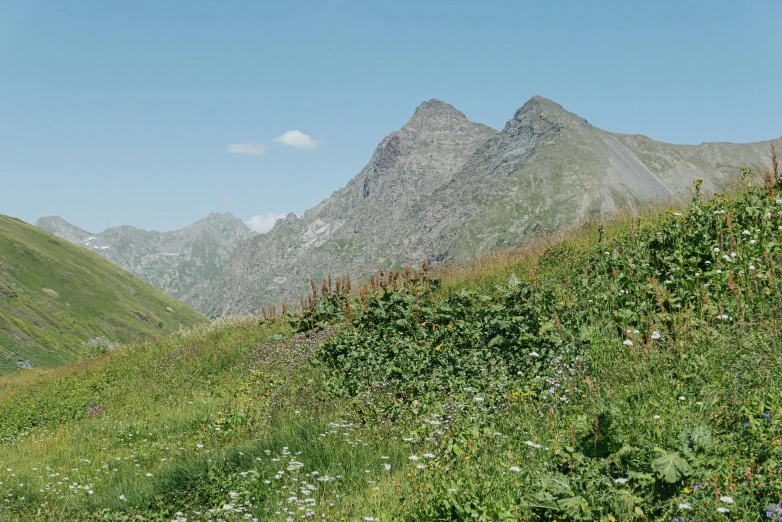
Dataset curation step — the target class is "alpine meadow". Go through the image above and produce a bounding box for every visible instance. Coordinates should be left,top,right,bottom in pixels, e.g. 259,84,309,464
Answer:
2,2,782,521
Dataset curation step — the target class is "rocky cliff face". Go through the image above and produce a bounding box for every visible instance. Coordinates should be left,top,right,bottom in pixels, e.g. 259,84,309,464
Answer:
36,213,254,298
184,96,781,317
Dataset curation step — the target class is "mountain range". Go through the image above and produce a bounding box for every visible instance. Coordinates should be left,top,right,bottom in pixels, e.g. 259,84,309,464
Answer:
182,96,782,317
35,212,254,299
0,215,205,374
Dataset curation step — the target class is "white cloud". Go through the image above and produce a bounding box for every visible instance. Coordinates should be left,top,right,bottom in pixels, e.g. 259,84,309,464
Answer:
227,142,268,155
245,212,288,233
273,130,321,150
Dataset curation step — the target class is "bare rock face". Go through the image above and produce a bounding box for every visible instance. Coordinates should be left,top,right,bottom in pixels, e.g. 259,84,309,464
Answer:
184,96,781,317
183,100,498,316
36,213,254,298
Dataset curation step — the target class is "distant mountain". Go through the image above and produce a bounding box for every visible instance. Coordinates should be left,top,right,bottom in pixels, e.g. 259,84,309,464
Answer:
183,96,781,317
0,215,206,374
36,213,255,299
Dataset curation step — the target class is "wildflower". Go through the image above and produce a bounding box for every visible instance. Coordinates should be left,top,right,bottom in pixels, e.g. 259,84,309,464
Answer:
120,494,127,501
750,239,757,244
653,415,661,420
713,247,720,252
614,477,629,484
408,455,420,461
384,464,391,471
719,496,734,504
764,411,771,421
146,473,153,477
222,504,235,511
717,507,730,513
509,466,521,472
525,440,542,449
678,503,692,510
750,265,756,271
679,396,686,401
623,340,633,346
651,331,661,340
423,453,435,459
529,351,539,357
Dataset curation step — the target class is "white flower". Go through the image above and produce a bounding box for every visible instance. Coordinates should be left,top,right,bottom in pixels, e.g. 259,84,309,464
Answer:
716,269,722,274
749,265,756,271
651,331,661,340
509,466,521,472
717,507,730,513
742,229,751,236
222,504,234,511
614,477,629,484
119,494,127,501
384,464,391,471
719,496,734,504
749,239,757,244
525,440,542,449
146,473,153,477
713,247,720,252
229,491,239,499
423,453,436,459
408,455,420,461
623,340,633,346
653,415,661,419
679,396,686,401
679,502,692,510
529,351,539,357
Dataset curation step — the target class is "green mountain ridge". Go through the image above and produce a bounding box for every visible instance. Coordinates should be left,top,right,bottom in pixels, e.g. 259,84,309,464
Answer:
0,214,206,374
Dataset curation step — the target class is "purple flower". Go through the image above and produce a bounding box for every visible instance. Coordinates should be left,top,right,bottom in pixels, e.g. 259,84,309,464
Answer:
764,411,771,421
694,483,701,491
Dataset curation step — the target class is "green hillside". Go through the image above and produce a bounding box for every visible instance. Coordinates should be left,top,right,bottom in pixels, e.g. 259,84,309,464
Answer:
0,168,781,520
0,215,206,374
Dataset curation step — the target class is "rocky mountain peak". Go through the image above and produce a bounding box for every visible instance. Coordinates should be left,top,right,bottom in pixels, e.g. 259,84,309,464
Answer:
511,95,589,128
402,99,476,134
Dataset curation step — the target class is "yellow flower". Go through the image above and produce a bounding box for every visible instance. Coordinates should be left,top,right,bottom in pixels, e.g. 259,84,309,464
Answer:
683,487,693,494
609,516,616,522
435,345,441,351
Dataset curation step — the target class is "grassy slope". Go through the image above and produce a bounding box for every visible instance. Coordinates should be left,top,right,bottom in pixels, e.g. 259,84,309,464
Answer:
0,176,781,520
0,215,206,374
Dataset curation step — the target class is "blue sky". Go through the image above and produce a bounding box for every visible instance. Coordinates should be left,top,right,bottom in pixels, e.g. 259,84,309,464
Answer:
1,1,780,232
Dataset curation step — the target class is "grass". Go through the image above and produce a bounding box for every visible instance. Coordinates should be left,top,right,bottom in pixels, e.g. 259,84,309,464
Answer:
0,215,206,374
1,169,782,520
